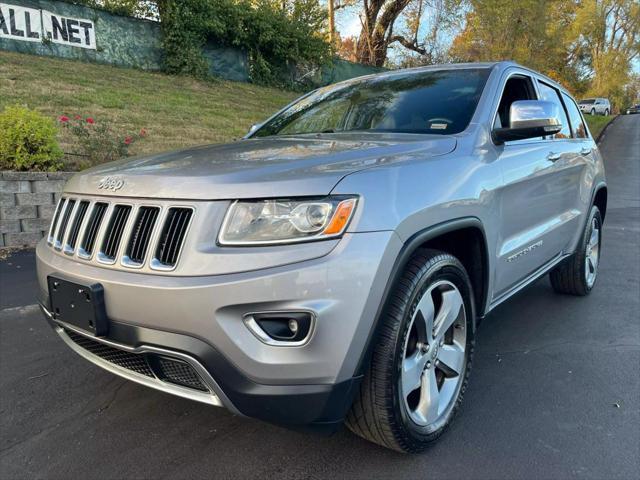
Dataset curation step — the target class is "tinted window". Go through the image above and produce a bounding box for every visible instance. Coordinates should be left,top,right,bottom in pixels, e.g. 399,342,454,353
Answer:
562,93,588,138
254,68,491,137
537,82,571,139
580,99,595,105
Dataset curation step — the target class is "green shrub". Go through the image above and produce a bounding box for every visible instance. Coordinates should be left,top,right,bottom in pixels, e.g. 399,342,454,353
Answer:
0,105,64,171
59,114,147,168
161,0,330,88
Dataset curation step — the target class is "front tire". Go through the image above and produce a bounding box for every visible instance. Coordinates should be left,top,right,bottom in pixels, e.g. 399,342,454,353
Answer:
346,249,475,453
550,206,602,296
604,109,609,116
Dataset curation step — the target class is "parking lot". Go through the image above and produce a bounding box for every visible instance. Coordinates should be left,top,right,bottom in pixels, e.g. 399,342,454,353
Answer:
0,115,638,479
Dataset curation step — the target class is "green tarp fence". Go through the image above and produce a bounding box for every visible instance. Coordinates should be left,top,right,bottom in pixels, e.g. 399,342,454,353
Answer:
1,0,381,86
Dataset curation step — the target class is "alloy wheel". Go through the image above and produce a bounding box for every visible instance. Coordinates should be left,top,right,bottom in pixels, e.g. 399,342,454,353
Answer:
401,280,467,427
585,217,600,288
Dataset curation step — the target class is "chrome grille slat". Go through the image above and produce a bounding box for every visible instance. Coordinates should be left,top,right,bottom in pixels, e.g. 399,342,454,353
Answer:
54,199,75,249
80,202,108,258
101,205,132,261
47,198,65,244
65,200,90,253
169,210,190,263
153,207,193,269
125,206,160,266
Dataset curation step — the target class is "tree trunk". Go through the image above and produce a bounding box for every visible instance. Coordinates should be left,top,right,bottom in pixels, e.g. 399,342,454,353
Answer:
328,0,335,46
354,0,413,66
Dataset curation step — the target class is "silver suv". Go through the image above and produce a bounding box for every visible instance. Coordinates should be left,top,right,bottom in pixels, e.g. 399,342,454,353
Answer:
36,62,607,453
579,97,611,116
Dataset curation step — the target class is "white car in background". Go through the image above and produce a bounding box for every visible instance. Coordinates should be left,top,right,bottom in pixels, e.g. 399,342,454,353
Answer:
579,98,611,116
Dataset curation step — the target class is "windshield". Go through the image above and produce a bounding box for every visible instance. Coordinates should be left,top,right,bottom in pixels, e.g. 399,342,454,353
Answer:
580,99,596,104
253,68,491,137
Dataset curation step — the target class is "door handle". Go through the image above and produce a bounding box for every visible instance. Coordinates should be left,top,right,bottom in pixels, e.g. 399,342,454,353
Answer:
547,152,561,162
580,147,592,156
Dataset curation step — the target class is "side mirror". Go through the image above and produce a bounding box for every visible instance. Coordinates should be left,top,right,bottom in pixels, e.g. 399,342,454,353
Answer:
492,100,562,144
247,124,260,136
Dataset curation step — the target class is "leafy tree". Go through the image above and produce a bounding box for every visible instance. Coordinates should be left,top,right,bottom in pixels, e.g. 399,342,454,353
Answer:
354,0,414,66
449,0,639,110
390,0,466,66
449,0,579,81
571,0,640,110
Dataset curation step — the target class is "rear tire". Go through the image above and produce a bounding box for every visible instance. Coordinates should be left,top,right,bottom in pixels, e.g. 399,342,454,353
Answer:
590,108,596,116
604,109,610,116
550,206,602,296
346,249,475,453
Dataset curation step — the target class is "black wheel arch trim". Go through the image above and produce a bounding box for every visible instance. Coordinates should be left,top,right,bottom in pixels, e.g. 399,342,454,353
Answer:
354,216,490,378
591,182,608,221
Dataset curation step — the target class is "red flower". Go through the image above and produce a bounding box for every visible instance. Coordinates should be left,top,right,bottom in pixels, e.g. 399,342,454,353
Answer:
74,115,82,120
86,117,95,124
139,128,147,137
124,136,132,145
58,115,69,123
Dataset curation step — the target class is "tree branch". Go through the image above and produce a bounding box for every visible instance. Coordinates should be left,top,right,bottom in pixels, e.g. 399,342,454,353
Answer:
389,35,427,55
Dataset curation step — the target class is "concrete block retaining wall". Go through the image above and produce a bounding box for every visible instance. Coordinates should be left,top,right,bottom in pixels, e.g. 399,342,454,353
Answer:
0,171,74,247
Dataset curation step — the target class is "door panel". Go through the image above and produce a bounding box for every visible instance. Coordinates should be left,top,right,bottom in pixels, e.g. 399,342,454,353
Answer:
492,79,589,298
494,141,577,297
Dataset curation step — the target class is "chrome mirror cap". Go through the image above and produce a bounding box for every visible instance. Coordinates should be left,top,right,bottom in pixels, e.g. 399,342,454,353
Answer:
509,100,562,130
493,100,563,144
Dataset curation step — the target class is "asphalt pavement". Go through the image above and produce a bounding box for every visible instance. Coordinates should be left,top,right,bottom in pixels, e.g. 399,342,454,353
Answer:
0,115,638,479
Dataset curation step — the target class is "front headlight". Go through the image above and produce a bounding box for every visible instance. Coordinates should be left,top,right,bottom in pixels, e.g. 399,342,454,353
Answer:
219,196,358,245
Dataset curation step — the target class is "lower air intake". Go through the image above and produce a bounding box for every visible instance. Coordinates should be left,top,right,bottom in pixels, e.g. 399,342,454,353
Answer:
65,329,154,377
64,329,209,392
154,357,208,392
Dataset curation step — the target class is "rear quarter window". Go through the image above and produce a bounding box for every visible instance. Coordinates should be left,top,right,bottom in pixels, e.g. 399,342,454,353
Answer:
562,93,588,139
537,81,571,139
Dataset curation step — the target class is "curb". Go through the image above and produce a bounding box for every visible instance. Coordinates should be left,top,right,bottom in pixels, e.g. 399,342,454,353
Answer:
596,115,618,144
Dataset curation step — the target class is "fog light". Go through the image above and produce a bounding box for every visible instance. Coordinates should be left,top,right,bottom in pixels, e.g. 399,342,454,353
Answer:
288,319,299,334
244,312,314,346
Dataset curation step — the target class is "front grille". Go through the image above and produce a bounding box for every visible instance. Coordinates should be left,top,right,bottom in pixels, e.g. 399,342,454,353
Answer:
126,207,160,265
48,198,194,269
155,357,208,392
66,200,89,251
100,205,132,261
154,208,193,268
65,330,154,377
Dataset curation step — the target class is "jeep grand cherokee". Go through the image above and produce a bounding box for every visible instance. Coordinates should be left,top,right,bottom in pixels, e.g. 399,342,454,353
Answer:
36,62,607,453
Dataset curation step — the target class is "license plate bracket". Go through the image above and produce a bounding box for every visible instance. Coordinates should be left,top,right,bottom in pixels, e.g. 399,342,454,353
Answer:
48,276,108,336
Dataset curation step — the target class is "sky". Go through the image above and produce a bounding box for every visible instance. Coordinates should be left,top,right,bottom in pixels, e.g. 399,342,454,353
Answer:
335,5,361,39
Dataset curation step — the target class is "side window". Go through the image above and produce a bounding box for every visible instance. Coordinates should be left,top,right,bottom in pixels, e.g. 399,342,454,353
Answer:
561,93,588,139
537,81,571,139
494,75,537,129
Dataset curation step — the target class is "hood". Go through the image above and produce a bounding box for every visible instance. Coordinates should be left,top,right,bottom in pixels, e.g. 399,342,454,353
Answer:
64,133,456,200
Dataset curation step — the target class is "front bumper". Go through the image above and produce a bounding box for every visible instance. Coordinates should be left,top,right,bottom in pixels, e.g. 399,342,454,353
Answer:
36,230,402,427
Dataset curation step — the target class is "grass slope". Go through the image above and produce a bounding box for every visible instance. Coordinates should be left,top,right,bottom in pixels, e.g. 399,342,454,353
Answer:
584,115,615,140
0,51,296,166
